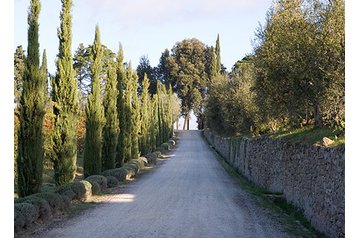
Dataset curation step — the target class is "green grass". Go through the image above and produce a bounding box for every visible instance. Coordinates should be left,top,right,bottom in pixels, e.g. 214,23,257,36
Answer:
201,132,327,238
269,126,344,147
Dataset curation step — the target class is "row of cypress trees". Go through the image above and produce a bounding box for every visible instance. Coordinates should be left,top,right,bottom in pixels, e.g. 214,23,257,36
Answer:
17,0,175,197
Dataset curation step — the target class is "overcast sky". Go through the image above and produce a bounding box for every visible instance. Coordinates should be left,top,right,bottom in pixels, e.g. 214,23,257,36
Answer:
14,0,272,75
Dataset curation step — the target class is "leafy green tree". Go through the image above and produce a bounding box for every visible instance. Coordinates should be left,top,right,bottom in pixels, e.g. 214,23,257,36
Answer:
17,0,46,196
51,0,79,186
102,61,119,170
139,74,151,155
131,71,141,160
83,25,106,177
165,38,209,129
136,55,156,95
116,45,126,166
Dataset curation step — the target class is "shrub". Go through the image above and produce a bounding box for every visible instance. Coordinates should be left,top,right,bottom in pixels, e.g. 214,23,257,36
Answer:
33,192,65,211
168,139,175,146
139,157,148,166
102,168,128,182
15,196,51,221
56,184,76,201
85,175,107,191
123,164,138,177
144,153,157,165
161,142,171,151
68,181,92,201
85,180,101,195
14,207,25,232
105,176,119,188
40,183,56,193
14,203,38,228
153,151,162,158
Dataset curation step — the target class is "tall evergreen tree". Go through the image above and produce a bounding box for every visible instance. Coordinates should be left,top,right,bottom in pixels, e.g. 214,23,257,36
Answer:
51,0,78,186
102,61,119,170
123,63,132,163
41,49,49,99
17,0,46,197
131,71,141,160
83,26,106,177
167,85,174,138
215,34,221,75
116,45,126,167
139,74,150,155
14,46,26,107
151,92,159,150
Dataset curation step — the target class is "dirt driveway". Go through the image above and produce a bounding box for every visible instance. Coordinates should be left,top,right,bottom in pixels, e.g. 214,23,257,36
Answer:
28,130,300,238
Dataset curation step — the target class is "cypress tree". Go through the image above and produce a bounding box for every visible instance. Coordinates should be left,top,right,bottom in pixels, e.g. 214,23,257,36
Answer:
52,0,78,186
131,71,141,160
167,85,174,139
17,0,46,197
151,93,159,150
116,45,126,167
215,34,221,74
41,49,48,98
83,26,106,177
123,63,132,163
102,61,119,170
139,74,150,155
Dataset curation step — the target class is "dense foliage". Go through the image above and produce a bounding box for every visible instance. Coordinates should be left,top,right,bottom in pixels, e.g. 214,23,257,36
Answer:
204,0,345,137
17,0,46,197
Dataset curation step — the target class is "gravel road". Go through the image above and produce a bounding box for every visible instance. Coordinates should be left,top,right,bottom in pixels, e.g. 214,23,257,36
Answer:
29,130,298,238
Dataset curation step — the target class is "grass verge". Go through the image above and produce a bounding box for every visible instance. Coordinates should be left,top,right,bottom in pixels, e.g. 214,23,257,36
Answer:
269,126,344,147
201,132,327,238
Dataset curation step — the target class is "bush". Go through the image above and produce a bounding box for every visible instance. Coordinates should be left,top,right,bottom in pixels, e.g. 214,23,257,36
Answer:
33,192,65,211
161,142,171,151
85,180,101,195
15,196,51,221
168,139,176,146
85,175,107,191
40,183,56,193
102,168,128,182
105,176,119,188
56,184,76,201
68,181,92,201
153,151,162,158
139,157,148,166
144,152,157,165
123,164,138,177
14,203,38,229
14,207,25,232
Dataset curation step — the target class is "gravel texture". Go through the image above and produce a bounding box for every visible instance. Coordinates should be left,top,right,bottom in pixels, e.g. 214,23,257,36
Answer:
27,130,297,238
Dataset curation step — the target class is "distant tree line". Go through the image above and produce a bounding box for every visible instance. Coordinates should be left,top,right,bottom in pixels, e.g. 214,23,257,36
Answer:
14,0,179,197
204,0,345,137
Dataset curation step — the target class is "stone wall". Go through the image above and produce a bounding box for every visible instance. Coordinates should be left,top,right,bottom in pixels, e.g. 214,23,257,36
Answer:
203,129,345,238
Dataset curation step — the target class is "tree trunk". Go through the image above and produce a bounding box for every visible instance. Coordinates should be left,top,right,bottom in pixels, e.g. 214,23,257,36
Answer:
314,100,323,129
186,115,190,130
183,113,187,130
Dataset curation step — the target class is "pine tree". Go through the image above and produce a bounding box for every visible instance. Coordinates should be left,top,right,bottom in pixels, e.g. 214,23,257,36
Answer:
215,34,221,75
123,63,132,163
17,0,46,197
131,71,141,160
116,45,126,167
102,61,119,170
83,25,106,177
51,0,79,186
139,74,150,155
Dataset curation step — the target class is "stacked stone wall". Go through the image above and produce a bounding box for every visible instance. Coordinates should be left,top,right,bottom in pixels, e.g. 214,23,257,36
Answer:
203,129,344,238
